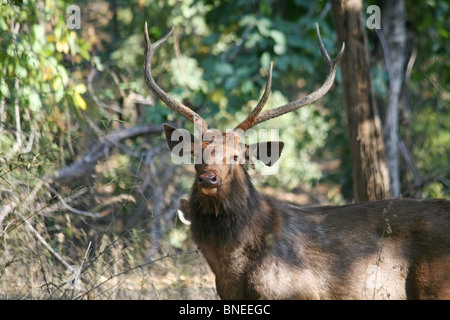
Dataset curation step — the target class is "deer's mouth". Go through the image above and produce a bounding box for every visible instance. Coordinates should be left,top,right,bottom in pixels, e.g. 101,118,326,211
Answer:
200,186,218,195
197,170,222,195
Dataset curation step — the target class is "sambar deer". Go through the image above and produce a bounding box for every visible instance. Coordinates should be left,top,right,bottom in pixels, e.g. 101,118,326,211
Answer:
143,23,450,299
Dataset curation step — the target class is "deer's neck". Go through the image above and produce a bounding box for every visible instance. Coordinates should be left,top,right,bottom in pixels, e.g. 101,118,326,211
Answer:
189,169,276,248
188,168,283,299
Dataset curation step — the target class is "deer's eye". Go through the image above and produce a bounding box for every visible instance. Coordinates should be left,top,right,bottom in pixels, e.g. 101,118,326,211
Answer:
233,155,239,163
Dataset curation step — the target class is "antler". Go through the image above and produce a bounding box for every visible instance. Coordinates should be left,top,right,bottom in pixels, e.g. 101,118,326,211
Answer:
143,22,208,133
234,62,273,132
240,23,345,130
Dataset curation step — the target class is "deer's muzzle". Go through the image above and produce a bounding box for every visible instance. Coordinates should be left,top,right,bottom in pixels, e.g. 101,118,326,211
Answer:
198,170,221,195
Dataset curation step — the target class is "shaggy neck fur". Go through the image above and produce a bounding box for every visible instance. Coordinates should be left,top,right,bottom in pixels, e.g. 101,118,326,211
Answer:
189,166,274,248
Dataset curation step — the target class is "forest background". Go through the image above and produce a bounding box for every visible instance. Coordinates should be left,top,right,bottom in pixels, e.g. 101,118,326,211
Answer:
0,0,448,299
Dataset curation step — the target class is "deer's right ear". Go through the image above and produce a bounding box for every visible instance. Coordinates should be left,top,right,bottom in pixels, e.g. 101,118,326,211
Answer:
163,124,180,151
163,123,197,157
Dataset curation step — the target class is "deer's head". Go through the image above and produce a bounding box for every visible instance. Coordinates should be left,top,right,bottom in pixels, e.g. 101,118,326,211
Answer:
143,23,344,197
162,123,284,197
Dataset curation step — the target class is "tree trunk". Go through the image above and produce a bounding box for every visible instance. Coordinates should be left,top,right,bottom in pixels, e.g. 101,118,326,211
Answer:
378,0,406,197
331,0,391,202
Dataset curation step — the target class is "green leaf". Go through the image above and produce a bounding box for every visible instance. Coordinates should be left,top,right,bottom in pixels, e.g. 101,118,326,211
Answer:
0,17,7,31
29,91,42,112
54,86,64,103
55,65,69,87
6,44,16,57
31,24,45,52
15,64,27,78
270,30,286,55
0,81,10,98
25,52,39,69
74,83,87,94
260,52,272,70
73,92,87,110
92,56,104,71
241,79,254,94
215,62,233,77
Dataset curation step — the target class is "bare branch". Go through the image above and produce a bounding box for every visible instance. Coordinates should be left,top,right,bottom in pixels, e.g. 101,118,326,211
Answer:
50,124,163,184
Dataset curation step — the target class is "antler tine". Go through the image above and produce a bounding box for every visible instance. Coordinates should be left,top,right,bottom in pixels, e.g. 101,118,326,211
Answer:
251,23,345,128
144,22,208,133
234,62,273,132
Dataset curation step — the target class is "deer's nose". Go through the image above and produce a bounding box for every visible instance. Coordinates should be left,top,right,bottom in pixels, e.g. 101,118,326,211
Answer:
198,170,221,188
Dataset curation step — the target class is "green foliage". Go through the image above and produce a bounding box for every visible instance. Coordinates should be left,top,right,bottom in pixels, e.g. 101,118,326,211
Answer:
0,0,92,168
402,1,450,198
88,0,341,190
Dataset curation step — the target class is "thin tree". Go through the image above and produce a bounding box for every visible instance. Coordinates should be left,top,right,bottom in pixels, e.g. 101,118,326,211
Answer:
331,0,391,202
378,0,407,197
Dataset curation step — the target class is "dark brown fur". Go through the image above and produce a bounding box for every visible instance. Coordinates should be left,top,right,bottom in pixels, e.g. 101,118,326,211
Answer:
191,180,450,299
165,124,450,300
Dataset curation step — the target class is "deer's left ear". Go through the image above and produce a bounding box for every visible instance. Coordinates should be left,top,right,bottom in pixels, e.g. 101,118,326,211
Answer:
245,141,284,167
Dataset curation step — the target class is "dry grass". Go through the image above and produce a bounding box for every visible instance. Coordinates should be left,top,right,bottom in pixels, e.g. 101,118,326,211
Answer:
0,219,218,300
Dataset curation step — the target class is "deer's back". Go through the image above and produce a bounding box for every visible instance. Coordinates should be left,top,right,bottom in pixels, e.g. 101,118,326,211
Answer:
253,198,450,299
223,198,450,300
